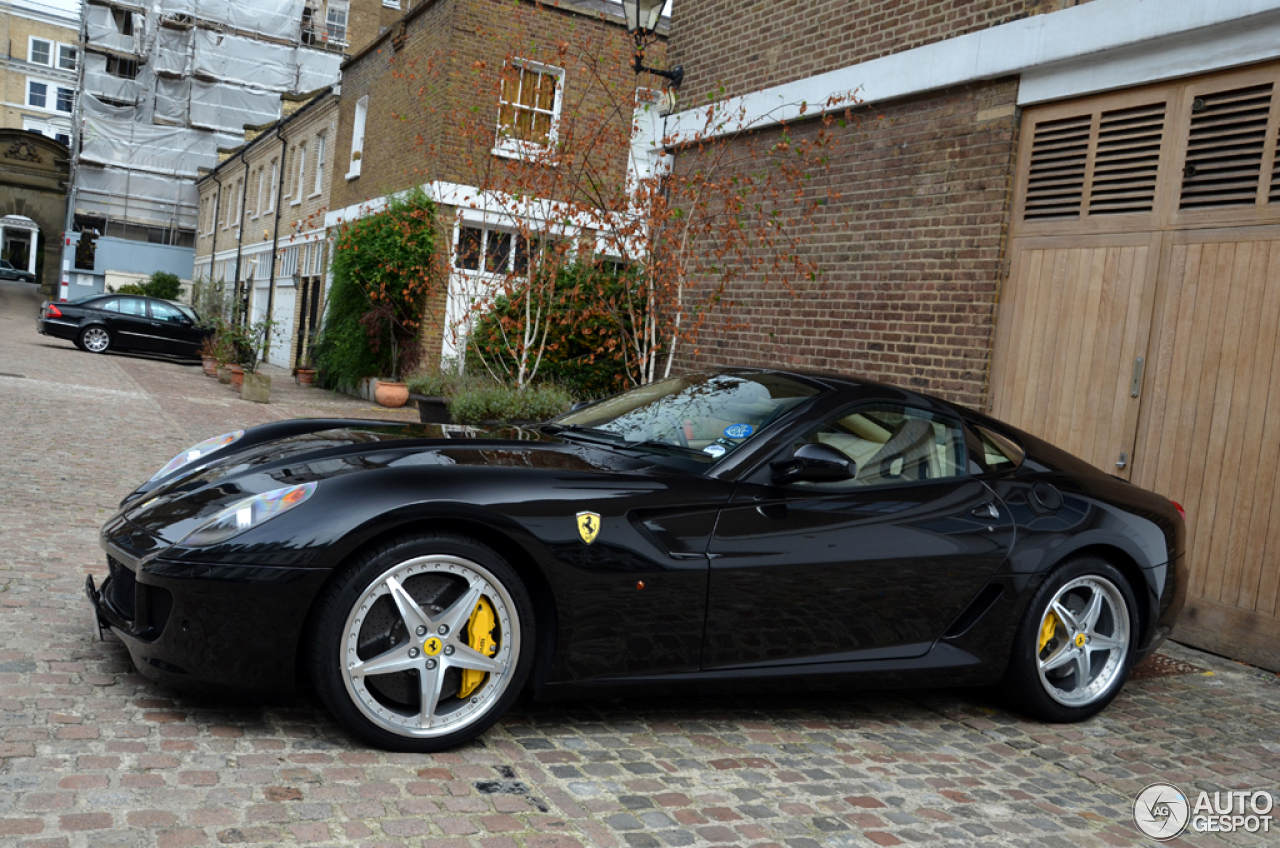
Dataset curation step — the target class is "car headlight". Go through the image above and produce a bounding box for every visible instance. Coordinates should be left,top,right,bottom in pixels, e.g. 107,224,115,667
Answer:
150,430,245,482
179,482,318,547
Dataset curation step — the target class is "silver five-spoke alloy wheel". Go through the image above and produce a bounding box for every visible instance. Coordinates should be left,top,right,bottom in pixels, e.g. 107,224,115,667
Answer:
340,554,520,739
1035,575,1130,707
81,327,110,353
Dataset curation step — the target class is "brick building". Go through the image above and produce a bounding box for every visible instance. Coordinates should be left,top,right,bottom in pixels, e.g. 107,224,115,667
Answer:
664,0,1280,669
324,0,663,365
194,87,339,370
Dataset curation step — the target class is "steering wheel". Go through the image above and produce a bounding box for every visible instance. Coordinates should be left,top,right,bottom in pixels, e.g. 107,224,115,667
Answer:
651,416,690,448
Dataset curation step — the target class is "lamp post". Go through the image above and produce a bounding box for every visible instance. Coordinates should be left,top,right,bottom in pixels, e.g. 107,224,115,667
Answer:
622,0,682,88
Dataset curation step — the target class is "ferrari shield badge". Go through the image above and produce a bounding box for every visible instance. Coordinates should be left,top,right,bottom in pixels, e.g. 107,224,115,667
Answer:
576,511,601,545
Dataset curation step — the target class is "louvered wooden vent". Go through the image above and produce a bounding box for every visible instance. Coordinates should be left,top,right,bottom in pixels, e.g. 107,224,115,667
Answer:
1271,120,1280,204
1088,103,1165,215
1180,83,1273,209
1023,114,1090,220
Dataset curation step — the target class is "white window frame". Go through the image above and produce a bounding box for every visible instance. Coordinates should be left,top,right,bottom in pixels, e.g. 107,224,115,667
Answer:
57,44,78,72
311,133,326,197
28,37,53,67
26,80,49,110
266,159,279,213
493,59,564,161
21,116,70,145
55,86,74,114
292,144,307,205
325,1,349,46
347,95,367,180
279,244,300,278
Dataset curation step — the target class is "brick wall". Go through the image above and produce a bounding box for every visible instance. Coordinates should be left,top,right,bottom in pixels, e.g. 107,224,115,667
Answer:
678,80,1020,409
669,0,1090,103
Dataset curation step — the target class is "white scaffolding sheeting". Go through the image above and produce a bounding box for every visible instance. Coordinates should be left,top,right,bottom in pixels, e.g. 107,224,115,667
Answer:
161,0,306,41
76,167,200,230
192,29,298,90
190,81,282,133
80,114,239,177
75,0,344,237
86,5,141,54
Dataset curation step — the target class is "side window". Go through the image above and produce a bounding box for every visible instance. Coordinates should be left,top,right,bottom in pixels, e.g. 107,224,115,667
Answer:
969,425,1024,474
791,405,967,489
97,298,120,312
150,301,186,323
118,298,148,316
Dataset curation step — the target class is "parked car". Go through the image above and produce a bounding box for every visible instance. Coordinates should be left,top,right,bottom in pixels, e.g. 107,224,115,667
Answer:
0,259,36,283
87,368,1185,751
38,293,209,358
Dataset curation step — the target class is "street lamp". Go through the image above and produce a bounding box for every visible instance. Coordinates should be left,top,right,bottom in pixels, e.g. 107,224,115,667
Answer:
622,0,682,88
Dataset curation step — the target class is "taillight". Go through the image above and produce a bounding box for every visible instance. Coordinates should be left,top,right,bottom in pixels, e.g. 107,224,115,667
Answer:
46,304,62,318
1172,500,1186,521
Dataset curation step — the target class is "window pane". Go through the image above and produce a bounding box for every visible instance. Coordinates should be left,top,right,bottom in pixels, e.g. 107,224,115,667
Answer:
517,70,539,108
56,88,74,113
29,83,47,108
56,133,70,146
151,302,185,322
536,73,556,111
532,113,551,144
98,298,120,312
792,406,967,489
118,298,147,316
456,227,481,270
485,232,512,273
31,39,51,65
58,45,77,71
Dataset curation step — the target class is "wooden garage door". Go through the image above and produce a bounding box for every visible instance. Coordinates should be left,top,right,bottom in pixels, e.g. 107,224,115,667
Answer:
993,63,1280,670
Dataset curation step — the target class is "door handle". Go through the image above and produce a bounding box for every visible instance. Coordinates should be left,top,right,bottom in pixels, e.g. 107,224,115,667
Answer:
971,503,1000,520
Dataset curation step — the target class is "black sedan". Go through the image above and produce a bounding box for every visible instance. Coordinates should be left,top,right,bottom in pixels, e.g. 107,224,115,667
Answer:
0,259,37,283
87,369,1186,751
39,293,209,358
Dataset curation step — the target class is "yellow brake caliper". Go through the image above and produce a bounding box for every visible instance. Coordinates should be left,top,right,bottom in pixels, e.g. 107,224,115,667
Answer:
458,597,497,699
1038,610,1059,654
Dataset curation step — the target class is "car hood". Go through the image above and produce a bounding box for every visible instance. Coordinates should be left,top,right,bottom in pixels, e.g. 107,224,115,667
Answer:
119,421,658,543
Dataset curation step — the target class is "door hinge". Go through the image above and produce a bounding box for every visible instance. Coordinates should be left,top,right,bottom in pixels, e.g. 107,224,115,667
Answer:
1130,356,1145,398
1116,452,1128,469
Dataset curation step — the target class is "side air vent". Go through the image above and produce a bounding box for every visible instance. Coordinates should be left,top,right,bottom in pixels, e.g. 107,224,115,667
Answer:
1023,114,1091,220
1089,103,1165,215
1180,84,1273,209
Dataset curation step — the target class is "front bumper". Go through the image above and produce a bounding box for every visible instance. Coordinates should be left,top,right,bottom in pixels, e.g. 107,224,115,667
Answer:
90,516,330,697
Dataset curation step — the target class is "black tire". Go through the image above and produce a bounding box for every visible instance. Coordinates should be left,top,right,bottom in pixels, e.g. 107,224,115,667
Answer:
79,325,112,354
1002,555,1138,722
309,533,535,752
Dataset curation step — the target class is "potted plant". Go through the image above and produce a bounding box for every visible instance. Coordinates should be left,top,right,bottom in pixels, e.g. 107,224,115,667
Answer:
295,330,318,386
199,336,218,377
406,369,459,423
448,383,573,427
237,318,277,403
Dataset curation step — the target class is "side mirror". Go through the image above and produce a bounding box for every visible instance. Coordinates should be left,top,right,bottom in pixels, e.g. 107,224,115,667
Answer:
771,442,857,485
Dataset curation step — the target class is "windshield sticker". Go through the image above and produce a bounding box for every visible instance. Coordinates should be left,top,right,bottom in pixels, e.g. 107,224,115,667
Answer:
723,423,754,439
703,444,727,458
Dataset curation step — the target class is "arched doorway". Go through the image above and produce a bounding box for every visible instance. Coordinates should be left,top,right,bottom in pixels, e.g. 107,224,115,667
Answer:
0,131,71,296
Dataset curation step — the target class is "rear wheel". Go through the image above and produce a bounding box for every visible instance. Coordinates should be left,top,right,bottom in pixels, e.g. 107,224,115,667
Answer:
309,533,534,751
79,326,111,354
1002,556,1137,722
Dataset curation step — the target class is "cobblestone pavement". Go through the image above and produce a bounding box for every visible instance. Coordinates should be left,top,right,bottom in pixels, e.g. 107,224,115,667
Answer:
2,281,1278,848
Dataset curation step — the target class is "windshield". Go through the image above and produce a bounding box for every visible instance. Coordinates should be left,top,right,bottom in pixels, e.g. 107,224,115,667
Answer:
554,371,824,462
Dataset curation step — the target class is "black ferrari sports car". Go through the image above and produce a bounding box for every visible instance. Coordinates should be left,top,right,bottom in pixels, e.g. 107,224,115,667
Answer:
88,369,1185,751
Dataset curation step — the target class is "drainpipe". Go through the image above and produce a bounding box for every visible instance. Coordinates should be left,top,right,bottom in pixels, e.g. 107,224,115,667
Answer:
230,151,249,325
209,172,222,296
266,126,289,366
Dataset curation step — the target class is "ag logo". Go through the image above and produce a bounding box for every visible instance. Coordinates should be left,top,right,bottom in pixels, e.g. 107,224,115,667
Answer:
1134,782,1190,840
576,511,601,545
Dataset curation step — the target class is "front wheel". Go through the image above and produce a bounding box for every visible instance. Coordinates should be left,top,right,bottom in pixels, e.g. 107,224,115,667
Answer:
1002,556,1137,722
79,326,112,354
309,534,534,751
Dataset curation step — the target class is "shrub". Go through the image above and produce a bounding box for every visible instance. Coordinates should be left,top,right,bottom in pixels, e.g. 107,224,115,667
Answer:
142,271,182,301
448,383,573,425
404,367,494,399
115,283,146,295
466,261,640,399
314,188,441,389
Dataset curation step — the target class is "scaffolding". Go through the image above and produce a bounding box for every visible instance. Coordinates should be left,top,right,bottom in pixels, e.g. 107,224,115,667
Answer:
70,0,344,239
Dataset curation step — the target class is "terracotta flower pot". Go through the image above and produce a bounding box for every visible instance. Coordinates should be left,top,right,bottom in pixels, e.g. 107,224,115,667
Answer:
229,364,245,391
202,356,218,377
296,368,317,387
375,380,410,408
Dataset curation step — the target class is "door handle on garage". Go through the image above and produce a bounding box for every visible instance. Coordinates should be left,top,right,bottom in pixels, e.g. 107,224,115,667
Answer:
971,503,1000,520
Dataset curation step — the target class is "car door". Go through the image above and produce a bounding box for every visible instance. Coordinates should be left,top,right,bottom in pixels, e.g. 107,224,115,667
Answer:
148,300,203,357
94,297,157,352
703,403,1015,669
